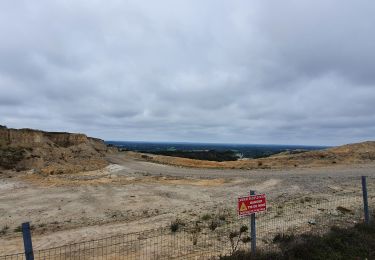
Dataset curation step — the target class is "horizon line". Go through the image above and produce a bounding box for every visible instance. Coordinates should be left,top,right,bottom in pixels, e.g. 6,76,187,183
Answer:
105,140,331,148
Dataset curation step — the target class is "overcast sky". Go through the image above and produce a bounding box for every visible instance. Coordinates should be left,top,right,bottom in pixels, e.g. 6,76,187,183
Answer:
1,0,375,146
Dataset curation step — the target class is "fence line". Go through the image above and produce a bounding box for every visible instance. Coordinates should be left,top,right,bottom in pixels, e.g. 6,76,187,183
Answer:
1,180,374,259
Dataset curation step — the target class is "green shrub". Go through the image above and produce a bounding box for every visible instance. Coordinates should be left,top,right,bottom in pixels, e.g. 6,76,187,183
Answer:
218,214,226,221
209,220,219,231
170,219,185,232
272,233,295,244
201,213,212,221
228,225,250,254
0,225,9,235
14,225,22,232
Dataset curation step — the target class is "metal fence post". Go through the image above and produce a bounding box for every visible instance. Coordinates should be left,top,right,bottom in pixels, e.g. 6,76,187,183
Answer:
362,176,370,224
250,190,256,257
22,222,34,260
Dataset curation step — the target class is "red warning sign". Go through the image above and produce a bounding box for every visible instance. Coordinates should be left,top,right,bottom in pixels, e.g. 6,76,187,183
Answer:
238,194,267,217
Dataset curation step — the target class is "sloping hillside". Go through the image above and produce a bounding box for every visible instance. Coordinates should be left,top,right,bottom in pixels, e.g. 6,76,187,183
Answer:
126,141,375,169
0,126,111,174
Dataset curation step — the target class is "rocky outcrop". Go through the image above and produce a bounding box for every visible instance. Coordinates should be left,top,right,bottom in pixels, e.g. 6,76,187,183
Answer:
0,126,111,174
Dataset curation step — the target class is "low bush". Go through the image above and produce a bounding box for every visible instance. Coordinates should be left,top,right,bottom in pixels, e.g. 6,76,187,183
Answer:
209,220,219,231
201,213,212,221
0,225,9,235
170,219,185,232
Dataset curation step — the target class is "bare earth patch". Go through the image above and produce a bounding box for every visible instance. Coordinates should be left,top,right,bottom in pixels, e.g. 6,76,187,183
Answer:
0,154,375,254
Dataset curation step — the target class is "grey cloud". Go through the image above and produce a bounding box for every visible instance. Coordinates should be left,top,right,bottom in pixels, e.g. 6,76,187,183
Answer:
1,0,375,145
257,1,375,85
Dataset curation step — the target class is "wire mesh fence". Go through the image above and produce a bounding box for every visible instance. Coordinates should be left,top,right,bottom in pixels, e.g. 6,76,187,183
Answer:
1,177,374,259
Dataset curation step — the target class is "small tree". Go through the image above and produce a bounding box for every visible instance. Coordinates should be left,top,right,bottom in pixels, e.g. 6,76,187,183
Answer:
229,225,251,254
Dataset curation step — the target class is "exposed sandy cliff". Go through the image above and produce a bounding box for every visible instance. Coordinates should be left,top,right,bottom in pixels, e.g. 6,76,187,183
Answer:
0,126,111,174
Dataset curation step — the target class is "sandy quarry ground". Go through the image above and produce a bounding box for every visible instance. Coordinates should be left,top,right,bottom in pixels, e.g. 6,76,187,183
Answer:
1,153,375,254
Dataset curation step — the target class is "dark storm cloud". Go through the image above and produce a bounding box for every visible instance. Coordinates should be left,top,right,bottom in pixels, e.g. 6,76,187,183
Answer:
1,0,375,145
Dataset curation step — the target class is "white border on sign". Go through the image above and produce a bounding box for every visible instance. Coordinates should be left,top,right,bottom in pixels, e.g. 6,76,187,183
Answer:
237,194,267,218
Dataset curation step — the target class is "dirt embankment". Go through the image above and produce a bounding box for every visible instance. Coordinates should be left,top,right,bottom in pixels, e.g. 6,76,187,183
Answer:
126,141,375,169
0,126,115,174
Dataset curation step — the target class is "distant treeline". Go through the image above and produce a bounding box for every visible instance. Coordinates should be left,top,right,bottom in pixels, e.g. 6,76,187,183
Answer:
143,150,239,162
106,141,326,162
141,149,302,161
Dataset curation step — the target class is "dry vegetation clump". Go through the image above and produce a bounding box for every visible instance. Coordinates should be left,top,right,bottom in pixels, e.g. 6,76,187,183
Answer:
220,221,375,260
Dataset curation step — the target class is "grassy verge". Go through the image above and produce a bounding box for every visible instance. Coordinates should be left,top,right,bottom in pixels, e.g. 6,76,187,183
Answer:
220,221,375,260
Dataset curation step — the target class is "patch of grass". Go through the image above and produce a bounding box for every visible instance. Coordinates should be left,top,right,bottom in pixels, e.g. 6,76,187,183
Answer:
336,206,353,214
300,196,313,203
170,222,179,232
201,213,212,221
287,223,375,259
228,225,250,254
221,221,375,259
241,236,251,243
220,250,282,260
209,220,219,231
191,222,202,246
170,219,185,233
14,224,35,232
14,225,22,233
0,225,9,235
141,154,151,160
272,233,295,244
218,214,226,221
